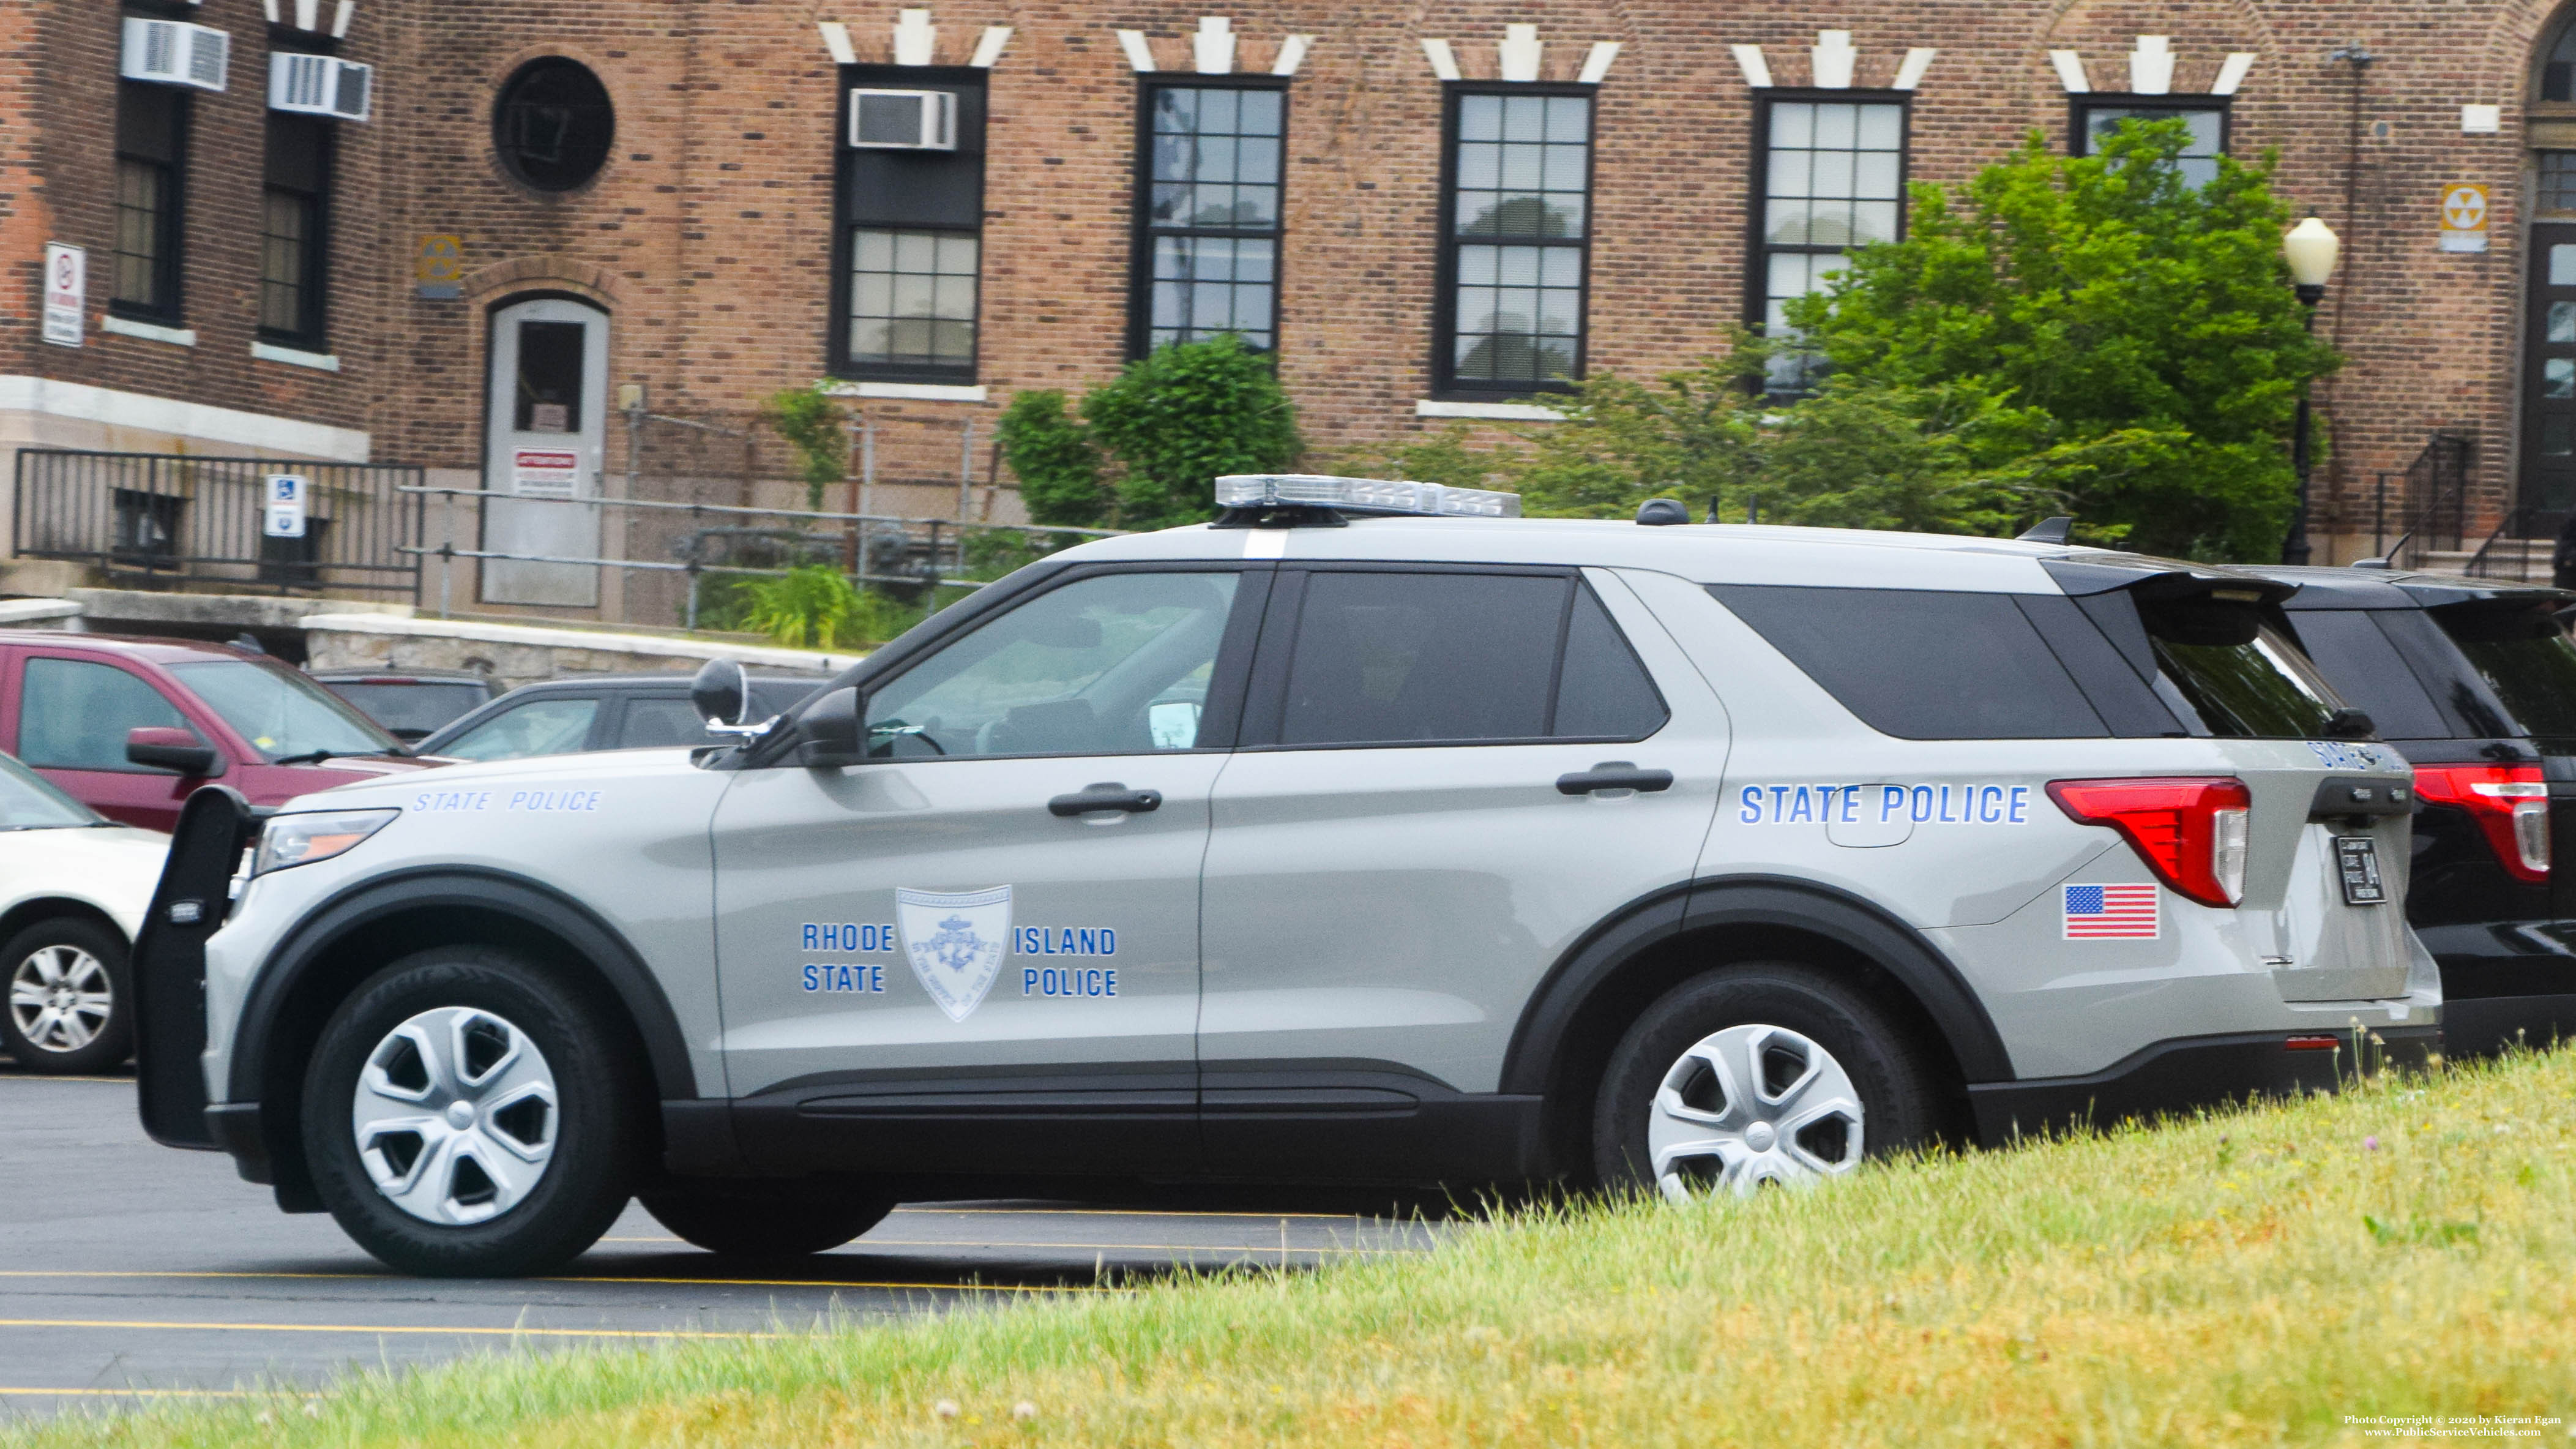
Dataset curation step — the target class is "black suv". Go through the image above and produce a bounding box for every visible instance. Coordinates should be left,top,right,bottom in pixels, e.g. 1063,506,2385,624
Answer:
2256,567,2576,1057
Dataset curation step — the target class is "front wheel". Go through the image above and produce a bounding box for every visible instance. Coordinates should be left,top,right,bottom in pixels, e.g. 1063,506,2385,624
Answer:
302,948,646,1276
1592,963,1942,1199
1,918,132,1075
641,1182,894,1258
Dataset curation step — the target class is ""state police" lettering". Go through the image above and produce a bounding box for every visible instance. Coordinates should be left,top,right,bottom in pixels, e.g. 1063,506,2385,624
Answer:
410,788,603,814
1739,783,2029,826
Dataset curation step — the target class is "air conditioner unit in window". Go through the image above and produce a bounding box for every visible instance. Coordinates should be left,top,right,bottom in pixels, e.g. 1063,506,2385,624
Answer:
269,52,373,121
848,89,957,151
121,17,230,92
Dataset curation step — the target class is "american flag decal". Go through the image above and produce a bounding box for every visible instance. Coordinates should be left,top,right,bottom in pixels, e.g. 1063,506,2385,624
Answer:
2063,883,2159,939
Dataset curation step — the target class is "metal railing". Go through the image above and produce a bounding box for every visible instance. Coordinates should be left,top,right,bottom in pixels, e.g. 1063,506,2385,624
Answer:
12,449,425,596
2367,432,2474,569
2464,506,2556,582
399,485,1121,623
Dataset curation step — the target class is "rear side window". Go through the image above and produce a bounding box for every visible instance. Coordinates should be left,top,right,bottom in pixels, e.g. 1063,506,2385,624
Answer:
2285,612,2450,740
438,697,600,761
2130,596,2341,739
1708,586,2107,739
1275,572,1665,747
2430,601,2576,738
615,696,707,749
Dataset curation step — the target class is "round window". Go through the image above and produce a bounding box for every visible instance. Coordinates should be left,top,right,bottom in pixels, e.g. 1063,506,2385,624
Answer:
491,58,614,192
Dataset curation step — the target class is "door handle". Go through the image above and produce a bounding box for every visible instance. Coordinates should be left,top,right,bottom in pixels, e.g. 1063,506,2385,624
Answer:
1048,782,1163,817
1556,762,1674,796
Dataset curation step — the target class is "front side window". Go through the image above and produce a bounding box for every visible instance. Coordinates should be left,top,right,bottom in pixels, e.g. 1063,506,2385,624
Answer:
2074,102,2226,188
1275,572,1663,747
1439,90,1591,394
867,571,1242,758
16,659,195,772
834,68,985,382
1134,84,1285,356
163,659,397,760
2432,601,2576,738
260,113,332,347
113,82,188,318
1754,97,1906,395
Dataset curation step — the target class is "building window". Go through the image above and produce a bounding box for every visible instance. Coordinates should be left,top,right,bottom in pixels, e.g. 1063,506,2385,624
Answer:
113,82,188,319
260,113,331,348
2547,23,2576,100
832,67,985,383
1752,97,1906,395
2544,152,2576,215
493,58,615,193
1132,83,1285,357
2073,100,2226,188
1437,89,1592,395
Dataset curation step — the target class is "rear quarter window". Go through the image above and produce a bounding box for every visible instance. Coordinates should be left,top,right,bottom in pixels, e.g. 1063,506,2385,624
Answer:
2284,611,2451,740
1707,586,2108,739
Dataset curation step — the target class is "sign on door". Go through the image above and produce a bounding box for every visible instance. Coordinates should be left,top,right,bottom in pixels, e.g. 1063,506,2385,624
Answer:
511,449,581,499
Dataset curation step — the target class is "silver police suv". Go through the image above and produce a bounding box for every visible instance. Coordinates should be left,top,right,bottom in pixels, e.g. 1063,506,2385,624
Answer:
131,477,2436,1275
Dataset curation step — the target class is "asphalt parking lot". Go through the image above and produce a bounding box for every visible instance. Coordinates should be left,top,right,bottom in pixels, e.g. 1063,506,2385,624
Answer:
0,1066,1445,1417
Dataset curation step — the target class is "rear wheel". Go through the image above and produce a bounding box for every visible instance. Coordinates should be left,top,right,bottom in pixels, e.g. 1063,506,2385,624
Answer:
1,918,131,1076
641,1182,894,1258
302,948,646,1276
1592,963,1941,1199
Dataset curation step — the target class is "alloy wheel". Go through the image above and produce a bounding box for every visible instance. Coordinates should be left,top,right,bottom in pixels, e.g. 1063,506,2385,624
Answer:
8,945,113,1056
1646,1022,1865,1200
351,1006,559,1225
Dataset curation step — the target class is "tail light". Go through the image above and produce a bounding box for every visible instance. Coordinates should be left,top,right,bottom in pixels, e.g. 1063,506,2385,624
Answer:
2047,777,2253,907
2413,764,2548,883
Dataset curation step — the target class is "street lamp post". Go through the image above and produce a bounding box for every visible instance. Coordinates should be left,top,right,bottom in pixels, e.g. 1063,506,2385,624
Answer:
2280,216,2342,565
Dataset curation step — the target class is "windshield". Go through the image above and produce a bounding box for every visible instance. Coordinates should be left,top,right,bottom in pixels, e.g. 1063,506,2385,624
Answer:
165,660,399,760
0,754,104,830
2434,602,2576,738
2138,596,2344,739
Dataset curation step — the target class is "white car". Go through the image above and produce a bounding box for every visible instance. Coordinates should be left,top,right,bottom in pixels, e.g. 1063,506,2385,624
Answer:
0,752,168,1073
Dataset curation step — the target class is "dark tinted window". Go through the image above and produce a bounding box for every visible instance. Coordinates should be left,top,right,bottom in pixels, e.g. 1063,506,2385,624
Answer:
1709,586,2107,739
2287,612,2450,740
1554,586,1668,739
2432,601,2576,738
616,696,706,749
2134,596,2341,739
323,681,493,737
493,59,614,192
1281,572,1567,746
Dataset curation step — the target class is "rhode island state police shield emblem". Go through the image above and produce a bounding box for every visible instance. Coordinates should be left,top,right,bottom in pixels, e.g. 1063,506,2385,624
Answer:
895,886,1012,1022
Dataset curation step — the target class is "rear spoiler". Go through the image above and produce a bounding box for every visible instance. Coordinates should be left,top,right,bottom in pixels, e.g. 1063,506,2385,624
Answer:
2039,557,2300,606
130,785,260,1150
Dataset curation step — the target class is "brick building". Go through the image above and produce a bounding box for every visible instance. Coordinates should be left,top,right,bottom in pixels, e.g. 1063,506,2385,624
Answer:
6,0,2575,620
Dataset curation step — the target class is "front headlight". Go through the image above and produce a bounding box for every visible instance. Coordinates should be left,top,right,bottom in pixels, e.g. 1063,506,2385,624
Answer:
254,809,399,874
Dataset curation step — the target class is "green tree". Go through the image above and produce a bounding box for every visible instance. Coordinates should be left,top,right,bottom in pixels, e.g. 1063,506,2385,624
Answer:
1787,118,2339,559
995,335,1302,531
761,382,851,512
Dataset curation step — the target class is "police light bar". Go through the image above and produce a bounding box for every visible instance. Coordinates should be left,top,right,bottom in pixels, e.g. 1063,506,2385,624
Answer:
1214,474,1522,519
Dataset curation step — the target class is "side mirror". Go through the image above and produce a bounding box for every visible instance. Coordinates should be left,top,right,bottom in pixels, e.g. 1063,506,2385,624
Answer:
690,657,749,728
795,689,863,768
127,726,219,777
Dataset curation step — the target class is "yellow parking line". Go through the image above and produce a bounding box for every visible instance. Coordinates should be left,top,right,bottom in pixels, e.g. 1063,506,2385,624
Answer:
0,1318,767,1339
601,1233,1397,1255
0,1075,135,1085
0,1269,1113,1294
0,1388,291,1399
900,1207,1391,1220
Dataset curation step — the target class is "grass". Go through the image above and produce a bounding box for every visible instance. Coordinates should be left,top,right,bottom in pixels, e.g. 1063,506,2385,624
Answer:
19,1047,2576,1447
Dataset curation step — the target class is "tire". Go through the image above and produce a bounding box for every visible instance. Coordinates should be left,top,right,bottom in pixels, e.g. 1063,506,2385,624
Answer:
640,1181,894,1258
301,947,647,1277
1,917,132,1076
1592,962,1941,1200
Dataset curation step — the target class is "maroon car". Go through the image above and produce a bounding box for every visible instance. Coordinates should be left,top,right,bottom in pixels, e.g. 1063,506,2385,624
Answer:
0,631,435,831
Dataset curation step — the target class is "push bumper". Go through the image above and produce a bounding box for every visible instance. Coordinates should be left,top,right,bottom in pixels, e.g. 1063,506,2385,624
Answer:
1965,1025,2442,1147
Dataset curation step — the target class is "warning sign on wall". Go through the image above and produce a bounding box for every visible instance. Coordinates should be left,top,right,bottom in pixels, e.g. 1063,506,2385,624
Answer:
42,243,84,348
2440,183,2490,253
511,449,581,499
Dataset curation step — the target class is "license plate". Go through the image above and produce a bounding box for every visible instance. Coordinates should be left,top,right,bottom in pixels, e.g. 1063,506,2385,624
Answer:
2335,836,2387,905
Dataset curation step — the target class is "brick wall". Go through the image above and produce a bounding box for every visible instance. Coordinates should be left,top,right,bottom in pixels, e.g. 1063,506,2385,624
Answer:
18,0,2576,555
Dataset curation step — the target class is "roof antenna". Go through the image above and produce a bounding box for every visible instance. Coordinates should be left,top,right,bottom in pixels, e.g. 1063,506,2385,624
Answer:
1635,498,1690,526
2016,515,2074,545
2351,532,2410,571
